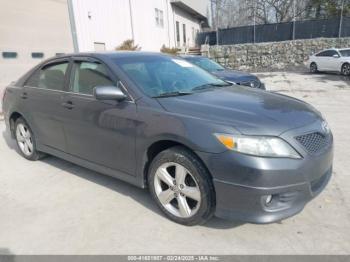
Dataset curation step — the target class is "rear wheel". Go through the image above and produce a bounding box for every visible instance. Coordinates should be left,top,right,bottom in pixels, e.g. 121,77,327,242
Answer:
310,62,318,73
148,146,215,226
15,118,44,161
341,63,350,76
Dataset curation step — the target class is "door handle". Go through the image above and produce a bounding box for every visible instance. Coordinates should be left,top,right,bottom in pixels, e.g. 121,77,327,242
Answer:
20,92,28,99
62,101,74,109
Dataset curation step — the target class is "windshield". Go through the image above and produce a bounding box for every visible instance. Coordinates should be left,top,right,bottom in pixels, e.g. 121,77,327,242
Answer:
340,49,350,57
185,57,225,72
114,55,229,97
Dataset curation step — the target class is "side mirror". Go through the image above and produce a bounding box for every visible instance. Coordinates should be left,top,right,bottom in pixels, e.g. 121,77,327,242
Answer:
94,85,127,101
333,54,340,58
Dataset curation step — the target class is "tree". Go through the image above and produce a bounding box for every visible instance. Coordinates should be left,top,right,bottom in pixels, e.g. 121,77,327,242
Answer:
210,0,349,28
305,0,350,19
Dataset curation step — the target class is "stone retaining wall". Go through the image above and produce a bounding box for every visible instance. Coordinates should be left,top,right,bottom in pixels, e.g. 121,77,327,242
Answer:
202,37,350,71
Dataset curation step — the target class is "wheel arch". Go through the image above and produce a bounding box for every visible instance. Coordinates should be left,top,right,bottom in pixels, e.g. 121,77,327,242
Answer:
341,62,350,68
142,139,214,188
9,111,24,138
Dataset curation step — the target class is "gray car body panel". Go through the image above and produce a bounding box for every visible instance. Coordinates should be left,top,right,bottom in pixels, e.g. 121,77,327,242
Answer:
2,52,333,223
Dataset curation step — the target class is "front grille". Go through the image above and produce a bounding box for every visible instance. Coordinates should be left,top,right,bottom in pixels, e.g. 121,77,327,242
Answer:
295,132,330,154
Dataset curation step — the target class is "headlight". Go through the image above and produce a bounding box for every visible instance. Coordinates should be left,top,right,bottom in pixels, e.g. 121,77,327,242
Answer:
214,134,301,159
240,80,261,88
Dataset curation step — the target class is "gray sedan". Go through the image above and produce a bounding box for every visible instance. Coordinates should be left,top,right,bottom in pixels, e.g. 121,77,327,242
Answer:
2,52,333,225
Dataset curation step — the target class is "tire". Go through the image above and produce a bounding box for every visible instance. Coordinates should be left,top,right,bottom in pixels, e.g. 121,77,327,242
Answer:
341,63,350,76
148,146,215,226
310,62,318,73
14,117,44,161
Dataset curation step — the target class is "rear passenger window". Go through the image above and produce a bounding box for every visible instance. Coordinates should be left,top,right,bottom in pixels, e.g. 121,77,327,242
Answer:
70,61,114,95
25,61,68,91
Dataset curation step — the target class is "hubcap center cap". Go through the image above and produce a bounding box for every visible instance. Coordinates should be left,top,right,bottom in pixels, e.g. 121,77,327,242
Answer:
172,186,181,193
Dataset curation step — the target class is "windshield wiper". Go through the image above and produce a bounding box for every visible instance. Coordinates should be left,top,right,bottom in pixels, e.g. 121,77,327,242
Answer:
192,82,231,91
153,91,193,98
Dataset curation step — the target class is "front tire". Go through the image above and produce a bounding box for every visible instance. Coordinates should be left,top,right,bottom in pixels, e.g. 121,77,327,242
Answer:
148,146,215,226
341,63,350,76
14,117,44,161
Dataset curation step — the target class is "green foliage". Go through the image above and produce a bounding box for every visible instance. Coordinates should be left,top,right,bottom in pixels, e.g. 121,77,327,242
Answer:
115,39,141,51
160,45,180,55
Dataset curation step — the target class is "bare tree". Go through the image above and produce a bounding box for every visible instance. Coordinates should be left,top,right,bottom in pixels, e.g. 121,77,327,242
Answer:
211,0,312,28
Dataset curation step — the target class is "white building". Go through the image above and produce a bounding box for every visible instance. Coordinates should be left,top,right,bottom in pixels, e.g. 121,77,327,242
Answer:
70,0,210,52
0,0,210,89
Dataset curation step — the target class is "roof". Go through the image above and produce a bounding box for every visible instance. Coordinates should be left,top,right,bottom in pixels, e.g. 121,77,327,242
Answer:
55,51,168,59
170,1,209,27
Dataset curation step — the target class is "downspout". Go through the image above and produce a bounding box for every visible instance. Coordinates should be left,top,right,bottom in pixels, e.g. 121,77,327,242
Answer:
166,0,171,47
129,0,135,40
172,4,177,47
67,0,79,52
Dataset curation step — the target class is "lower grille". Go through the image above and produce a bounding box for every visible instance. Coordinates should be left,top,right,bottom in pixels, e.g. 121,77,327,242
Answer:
295,132,330,154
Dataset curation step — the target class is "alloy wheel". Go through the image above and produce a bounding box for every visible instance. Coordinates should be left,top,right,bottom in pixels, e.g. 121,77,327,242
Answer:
342,64,350,76
16,123,34,156
154,162,201,218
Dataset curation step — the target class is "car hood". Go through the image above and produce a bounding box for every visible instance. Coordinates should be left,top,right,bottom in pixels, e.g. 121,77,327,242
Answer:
157,86,321,136
210,69,258,83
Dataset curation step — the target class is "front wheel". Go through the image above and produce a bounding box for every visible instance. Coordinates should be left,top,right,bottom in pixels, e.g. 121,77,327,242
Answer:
148,146,215,226
341,63,350,76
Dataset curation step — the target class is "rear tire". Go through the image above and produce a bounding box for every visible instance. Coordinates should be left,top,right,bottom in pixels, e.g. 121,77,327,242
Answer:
14,117,45,161
310,62,318,73
148,146,215,226
341,63,350,76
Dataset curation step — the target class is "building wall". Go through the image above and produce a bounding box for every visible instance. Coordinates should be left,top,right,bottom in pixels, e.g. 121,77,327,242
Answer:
71,0,208,52
0,0,74,87
130,0,172,51
172,5,201,47
71,0,134,51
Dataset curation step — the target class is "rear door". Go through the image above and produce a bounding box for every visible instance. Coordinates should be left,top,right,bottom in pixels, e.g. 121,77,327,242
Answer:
61,57,137,175
23,59,70,151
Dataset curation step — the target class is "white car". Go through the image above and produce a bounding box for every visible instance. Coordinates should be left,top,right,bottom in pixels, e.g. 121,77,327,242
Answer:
307,48,350,76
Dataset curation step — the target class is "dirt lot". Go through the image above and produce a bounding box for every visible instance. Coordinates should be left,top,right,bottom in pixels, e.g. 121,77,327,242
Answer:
0,72,349,255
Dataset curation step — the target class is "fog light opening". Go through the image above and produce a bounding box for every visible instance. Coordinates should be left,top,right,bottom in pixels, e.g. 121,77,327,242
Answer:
265,195,273,206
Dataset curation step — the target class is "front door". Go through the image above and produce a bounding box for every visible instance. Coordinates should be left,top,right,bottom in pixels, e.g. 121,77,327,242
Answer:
61,58,137,176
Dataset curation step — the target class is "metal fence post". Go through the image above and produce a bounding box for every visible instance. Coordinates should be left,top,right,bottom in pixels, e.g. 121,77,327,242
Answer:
253,0,256,43
339,0,345,38
292,0,296,40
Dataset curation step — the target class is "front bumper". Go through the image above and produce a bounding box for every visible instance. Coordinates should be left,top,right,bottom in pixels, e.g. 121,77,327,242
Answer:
196,134,333,224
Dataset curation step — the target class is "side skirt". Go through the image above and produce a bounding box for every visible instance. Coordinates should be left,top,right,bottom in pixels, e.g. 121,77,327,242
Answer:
38,144,145,188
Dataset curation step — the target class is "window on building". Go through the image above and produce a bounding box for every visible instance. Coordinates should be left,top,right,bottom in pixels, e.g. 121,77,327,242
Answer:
2,52,17,59
176,21,180,46
31,52,44,59
155,8,164,27
70,61,114,95
183,24,186,44
26,61,69,90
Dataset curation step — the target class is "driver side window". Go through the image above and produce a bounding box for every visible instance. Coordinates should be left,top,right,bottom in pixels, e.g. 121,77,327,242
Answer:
70,61,114,95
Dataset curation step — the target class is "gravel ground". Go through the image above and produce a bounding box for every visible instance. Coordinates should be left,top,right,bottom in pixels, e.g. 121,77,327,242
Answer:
0,71,349,255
